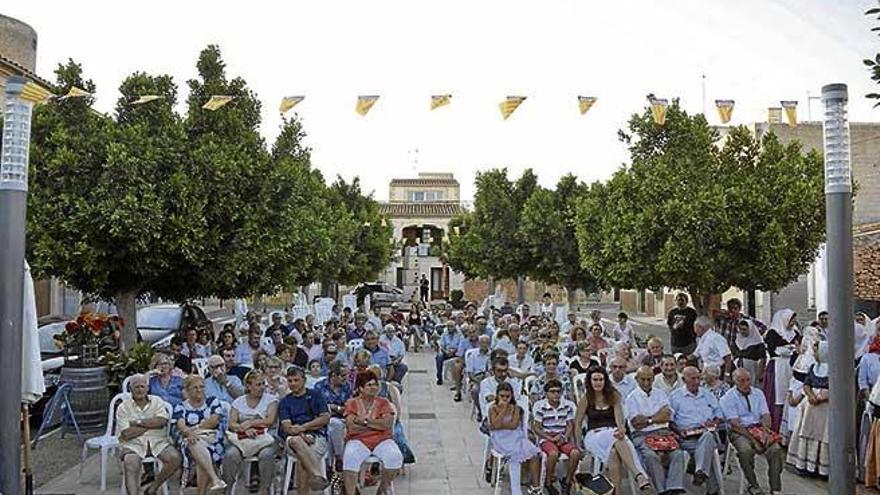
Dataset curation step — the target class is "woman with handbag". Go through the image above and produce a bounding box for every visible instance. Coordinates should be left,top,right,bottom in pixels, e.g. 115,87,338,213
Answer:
574,367,651,494
172,375,227,494
488,381,543,495
221,370,279,495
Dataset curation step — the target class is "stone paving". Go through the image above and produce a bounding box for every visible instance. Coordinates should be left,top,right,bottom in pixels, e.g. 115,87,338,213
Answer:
41,352,830,494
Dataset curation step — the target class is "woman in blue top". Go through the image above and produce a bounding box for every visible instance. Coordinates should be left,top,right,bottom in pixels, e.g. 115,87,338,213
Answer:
173,375,226,495
148,353,184,407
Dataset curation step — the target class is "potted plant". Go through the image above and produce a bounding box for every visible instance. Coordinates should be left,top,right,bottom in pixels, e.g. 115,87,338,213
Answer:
102,342,155,392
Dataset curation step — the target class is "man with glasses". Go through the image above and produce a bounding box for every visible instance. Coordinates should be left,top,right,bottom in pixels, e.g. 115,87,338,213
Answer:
320,344,341,375
479,356,523,420
608,357,637,409
532,379,582,495
204,355,244,403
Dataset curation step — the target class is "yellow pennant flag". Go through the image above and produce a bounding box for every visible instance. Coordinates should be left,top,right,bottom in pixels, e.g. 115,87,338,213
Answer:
499,96,526,120
768,107,783,124
781,100,798,127
648,97,669,125
356,95,380,116
577,96,597,115
58,86,91,101
131,95,163,105
279,96,305,114
430,94,452,110
20,82,55,105
202,95,234,111
715,100,735,124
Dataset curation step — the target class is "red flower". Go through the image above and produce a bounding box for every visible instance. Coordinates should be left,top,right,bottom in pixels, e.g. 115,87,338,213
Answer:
65,321,79,334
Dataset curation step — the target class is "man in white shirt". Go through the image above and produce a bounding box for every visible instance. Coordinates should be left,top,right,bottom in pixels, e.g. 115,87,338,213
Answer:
560,311,578,338
478,356,523,419
608,357,637,409
721,368,784,495
690,316,732,379
509,340,536,378
117,375,180,495
625,366,688,495
380,324,408,383
653,354,683,395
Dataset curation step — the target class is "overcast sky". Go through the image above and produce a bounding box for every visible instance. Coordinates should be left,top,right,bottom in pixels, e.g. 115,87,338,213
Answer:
7,0,880,200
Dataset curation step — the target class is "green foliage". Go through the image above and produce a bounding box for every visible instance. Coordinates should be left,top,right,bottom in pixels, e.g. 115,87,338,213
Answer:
324,177,393,285
576,100,825,312
864,5,880,106
520,174,603,295
449,289,465,309
101,342,155,387
446,168,537,281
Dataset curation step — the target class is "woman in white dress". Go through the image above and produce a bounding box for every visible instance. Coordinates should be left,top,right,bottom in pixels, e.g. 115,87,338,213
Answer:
488,381,543,495
762,308,800,433
786,341,830,475
574,367,650,493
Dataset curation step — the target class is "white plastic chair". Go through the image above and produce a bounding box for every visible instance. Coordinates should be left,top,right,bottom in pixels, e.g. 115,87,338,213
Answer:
721,440,746,495
191,357,209,377
118,400,173,495
572,373,587,405
282,449,330,495
347,338,365,354
80,392,126,491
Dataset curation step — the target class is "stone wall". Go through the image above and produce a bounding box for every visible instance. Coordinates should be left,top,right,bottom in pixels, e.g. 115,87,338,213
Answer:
0,14,38,71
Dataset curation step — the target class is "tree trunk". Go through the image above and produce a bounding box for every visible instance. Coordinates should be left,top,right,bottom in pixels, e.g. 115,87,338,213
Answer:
567,287,578,307
116,290,139,352
746,288,757,317
487,277,496,298
690,292,712,316
516,276,525,305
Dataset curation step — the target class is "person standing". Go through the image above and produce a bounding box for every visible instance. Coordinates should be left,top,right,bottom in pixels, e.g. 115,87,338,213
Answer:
419,274,430,303
666,293,698,355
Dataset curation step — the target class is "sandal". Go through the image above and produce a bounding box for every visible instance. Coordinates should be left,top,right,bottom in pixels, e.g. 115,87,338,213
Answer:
635,474,651,491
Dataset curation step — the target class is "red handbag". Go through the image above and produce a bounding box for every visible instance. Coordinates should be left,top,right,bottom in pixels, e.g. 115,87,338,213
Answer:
747,425,781,446
644,433,680,451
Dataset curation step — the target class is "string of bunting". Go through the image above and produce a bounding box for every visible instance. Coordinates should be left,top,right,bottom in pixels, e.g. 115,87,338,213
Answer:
31,85,803,127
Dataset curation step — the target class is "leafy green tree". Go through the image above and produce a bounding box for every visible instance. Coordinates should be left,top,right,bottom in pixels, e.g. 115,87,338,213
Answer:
521,174,603,304
864,4,880,106
576,100,825,314
446,168,537,302
28,62,201,349
324,177,393,288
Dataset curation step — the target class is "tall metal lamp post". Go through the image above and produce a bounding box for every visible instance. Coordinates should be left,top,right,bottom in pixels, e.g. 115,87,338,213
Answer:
822,82,855,495
0,75,35,495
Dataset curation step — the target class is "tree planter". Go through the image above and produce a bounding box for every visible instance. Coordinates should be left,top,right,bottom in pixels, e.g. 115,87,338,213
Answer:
60,365,109,433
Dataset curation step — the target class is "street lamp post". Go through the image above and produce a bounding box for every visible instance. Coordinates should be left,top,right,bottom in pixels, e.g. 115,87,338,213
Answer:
822,82,855,495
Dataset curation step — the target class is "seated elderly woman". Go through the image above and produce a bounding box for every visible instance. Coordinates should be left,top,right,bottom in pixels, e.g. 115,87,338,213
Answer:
222,370,278,495
173,375,227,494
116,374,181,495
264,356,289,398
343,371,404,495
612,341,643,374
149,353,185,407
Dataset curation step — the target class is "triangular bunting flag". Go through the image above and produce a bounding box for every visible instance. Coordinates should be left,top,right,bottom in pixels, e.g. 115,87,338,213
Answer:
499,96,526,120
356,95,380,116
430,94,452,110
20,82,55,105
715,100,735,124
648,97,669,126
781,100,798,127
58,86,91,101
768,107,783,124
279,96,305,114
577,96,597,115
131,95,163,105
202,95,234,111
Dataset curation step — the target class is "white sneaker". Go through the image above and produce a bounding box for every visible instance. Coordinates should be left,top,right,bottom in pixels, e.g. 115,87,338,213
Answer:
209,479,227,492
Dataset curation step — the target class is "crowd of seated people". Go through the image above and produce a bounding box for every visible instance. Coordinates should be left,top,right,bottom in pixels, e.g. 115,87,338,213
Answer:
432,294,880,495
115,304,417,495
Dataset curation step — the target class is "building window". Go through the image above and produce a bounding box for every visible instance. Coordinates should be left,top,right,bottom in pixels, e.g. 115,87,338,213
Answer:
409,190,445,202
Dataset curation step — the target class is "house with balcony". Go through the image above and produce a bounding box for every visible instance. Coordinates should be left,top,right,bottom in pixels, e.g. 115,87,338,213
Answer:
378,172,466,302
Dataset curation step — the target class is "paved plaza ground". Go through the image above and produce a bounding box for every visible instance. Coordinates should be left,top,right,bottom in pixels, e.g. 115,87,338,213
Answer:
37,350,834,495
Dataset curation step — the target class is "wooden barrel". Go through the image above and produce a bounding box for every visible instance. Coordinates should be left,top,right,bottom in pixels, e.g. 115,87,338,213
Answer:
60,366,109,432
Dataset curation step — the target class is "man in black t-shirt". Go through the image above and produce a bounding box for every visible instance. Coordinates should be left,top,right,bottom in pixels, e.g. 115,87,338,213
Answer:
666,293,698,355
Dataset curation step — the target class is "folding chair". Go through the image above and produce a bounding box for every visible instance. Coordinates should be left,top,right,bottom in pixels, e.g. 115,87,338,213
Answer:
721,441,746,495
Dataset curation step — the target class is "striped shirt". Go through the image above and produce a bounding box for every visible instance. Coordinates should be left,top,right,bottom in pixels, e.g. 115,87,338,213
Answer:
532,398,576,436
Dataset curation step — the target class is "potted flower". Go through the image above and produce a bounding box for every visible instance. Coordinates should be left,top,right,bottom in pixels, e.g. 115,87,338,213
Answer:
52,312,122,431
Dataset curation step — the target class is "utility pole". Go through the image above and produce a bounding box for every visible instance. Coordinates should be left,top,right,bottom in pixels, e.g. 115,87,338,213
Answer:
0,75,32,495
822,83,855,495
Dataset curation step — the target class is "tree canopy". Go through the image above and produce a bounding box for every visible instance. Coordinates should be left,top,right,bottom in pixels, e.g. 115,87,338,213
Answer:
576,100,825,313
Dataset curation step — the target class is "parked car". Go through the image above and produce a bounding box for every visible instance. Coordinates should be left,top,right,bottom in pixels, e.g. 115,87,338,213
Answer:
351,282,405,309
137,303,212,348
